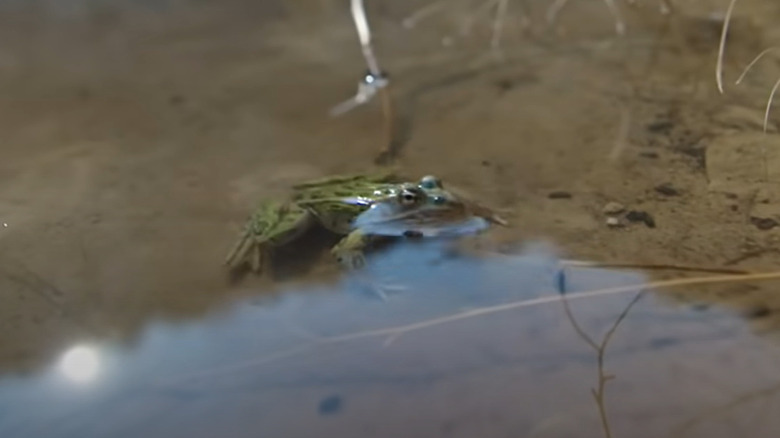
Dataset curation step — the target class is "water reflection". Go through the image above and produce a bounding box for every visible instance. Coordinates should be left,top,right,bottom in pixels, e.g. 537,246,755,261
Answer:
58,345,100,384
2,240,780,438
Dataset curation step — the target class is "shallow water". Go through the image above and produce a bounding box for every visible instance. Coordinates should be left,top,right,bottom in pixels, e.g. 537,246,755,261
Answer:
3,0,780,437
5,241,780,438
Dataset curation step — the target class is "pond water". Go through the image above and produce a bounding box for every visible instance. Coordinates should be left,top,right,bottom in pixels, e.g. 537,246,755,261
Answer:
4,240,780,438
3,0,780,437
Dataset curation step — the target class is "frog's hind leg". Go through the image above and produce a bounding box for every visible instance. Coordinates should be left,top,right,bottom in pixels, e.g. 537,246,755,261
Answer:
225,201,315,273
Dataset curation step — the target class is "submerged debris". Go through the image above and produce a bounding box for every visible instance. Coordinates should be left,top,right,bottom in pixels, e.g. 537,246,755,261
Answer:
750,204,780,230
750,217,777,231
625,210,656,228
654,183,680,197
548,191,572,199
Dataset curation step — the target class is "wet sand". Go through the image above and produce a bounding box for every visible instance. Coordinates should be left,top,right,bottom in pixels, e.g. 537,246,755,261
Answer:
3,0,780,437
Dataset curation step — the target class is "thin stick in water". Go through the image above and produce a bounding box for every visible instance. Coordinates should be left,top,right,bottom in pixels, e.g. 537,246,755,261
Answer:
735,47,780,85
716,0,739,94
351,0,380,75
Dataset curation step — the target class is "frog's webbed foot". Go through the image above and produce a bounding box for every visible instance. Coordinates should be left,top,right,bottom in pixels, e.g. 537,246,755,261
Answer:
225,229,271,274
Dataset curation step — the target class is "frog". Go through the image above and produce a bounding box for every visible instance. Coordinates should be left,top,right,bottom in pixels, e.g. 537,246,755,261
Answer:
224,171,507,274
353,175,509,239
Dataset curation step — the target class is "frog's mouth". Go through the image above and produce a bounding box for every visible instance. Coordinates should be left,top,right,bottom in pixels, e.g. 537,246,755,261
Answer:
351,202,492,238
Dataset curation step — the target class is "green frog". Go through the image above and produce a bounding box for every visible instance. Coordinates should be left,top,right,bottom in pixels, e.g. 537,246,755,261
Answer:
225,171,506,273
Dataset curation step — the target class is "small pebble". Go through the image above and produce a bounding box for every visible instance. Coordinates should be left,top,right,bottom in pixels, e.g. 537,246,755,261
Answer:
751,217,777,230
654,183,680,196
548,191,572,199
606,217,623,228
625,210,656,228
494,78,514,92
602,202,625,215
646,120,674,133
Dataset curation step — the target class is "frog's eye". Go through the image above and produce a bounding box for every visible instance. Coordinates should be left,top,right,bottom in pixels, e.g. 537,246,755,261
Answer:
399,188,420,206
420,175,442,189
432,196,446,205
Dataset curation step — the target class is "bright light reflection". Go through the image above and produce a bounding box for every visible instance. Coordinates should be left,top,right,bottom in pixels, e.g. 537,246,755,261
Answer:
59,345,100,383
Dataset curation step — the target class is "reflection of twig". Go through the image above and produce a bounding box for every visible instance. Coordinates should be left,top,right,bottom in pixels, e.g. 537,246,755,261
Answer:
559,259,751,275
561,289,644,438
164,270,780,385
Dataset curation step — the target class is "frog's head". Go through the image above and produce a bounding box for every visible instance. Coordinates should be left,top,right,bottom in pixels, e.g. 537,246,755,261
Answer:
352,177,494,237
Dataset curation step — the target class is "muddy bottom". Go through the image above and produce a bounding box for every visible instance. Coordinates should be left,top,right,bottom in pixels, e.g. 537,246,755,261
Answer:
3,0,780,437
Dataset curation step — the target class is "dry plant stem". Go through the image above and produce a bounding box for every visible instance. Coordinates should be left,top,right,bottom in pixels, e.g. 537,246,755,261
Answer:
559,259,751,275
402,0,446,28
716,0,739,93
561,290,644,438
735,46,780,137
735,47,780,85
165,270,780,385
376,85,397,163
602,0,625,36
460,0,501,37
546,0,625,35
491,0,509,52
626,0,673,15
608,106,632,161
546,0,569,25
351,0,380,75
764,78,780,133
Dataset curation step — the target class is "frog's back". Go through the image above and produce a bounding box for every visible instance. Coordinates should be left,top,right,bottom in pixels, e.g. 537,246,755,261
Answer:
291,169,400,190
291,170,405,234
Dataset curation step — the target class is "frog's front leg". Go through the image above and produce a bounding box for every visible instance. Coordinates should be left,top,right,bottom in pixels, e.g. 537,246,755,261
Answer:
332,231,408,301
332,230,371,270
